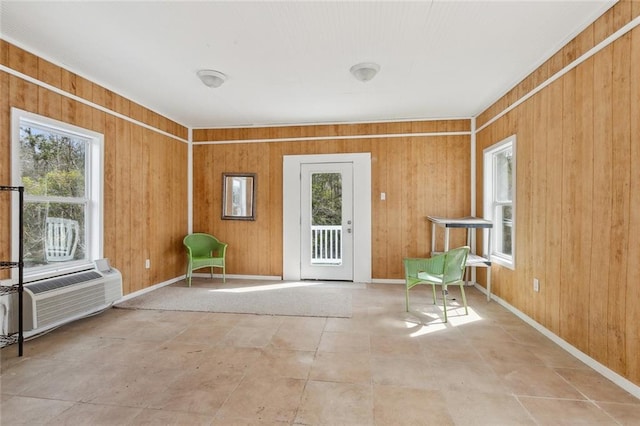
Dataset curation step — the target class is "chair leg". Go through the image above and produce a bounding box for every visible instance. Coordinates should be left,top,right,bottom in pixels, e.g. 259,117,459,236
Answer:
431,284,437,305
460,283,468,315
442,287,448,323
186,266,191,287
210,266,214,279
405,285,410,312
222,266,226,284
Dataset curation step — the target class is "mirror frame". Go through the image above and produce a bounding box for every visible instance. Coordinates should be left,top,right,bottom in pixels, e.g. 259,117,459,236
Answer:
222,173,256,221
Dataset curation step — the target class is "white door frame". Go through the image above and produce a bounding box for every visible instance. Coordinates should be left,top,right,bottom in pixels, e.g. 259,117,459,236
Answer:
283,153,371,282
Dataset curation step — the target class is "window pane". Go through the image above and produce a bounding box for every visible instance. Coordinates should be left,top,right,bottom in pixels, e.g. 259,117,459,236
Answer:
23,202,86,267
495,204,513,256
501,205,513,255
495,149,512,202
503,205,512,221
20,125,86,198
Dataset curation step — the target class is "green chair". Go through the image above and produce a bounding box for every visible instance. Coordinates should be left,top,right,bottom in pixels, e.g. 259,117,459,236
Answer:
183,233,227,287
403,246,470,322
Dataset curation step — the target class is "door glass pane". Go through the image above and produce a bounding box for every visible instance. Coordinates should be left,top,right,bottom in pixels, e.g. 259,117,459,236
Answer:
310,172,342,265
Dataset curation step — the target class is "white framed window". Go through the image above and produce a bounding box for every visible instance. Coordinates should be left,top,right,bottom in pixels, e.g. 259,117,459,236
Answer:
11,108,103,279
483,135,515,269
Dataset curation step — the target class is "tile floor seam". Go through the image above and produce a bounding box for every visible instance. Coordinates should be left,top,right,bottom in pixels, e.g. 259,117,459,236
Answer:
553,367,600,403
292,373,315,426
591,400,629,426
205,361,247,422
513,393,543,425
516,394,608,402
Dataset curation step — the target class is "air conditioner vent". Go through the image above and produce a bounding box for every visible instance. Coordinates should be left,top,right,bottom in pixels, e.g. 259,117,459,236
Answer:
2,265,122,336
27,271,103,294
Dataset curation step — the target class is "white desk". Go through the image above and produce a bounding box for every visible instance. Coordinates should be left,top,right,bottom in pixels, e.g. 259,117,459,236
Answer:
427,216,493,301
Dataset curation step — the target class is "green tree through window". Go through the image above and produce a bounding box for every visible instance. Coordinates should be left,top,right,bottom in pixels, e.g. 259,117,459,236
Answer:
311,172,341,225
310,172,342,262
19,125,87,266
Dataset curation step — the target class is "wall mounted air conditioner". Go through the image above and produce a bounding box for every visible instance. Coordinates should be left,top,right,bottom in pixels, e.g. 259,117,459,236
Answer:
1,260,122,337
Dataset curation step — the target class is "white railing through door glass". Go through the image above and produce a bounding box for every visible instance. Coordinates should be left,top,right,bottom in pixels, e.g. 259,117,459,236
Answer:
311,225,342,264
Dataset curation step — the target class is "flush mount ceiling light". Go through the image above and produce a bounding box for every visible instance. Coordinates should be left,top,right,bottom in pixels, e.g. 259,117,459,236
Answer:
350,62,380,82
197,69,227,88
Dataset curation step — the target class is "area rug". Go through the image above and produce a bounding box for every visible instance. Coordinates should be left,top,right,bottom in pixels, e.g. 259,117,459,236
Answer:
115,282,352,318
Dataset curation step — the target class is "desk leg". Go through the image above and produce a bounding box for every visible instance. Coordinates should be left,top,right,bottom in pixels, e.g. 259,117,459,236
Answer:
486,266,492,302
444,228,449,252
431,223,436,254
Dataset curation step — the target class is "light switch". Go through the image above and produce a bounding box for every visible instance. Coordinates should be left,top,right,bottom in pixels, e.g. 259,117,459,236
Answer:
380,192,386,200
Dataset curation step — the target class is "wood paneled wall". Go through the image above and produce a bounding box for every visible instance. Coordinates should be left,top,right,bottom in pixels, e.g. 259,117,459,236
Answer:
0,41,188,293
192,120,471,280
475,1,640,386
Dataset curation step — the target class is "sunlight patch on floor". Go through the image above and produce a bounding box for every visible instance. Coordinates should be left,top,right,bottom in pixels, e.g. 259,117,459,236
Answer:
404,307,484,337
209,281,327,293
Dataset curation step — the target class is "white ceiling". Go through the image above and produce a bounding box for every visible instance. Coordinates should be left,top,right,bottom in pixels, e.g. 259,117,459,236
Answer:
1,1,615,129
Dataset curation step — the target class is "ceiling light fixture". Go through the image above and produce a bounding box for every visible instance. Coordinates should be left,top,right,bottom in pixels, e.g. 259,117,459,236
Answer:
350,62,380,82
197,69,227,88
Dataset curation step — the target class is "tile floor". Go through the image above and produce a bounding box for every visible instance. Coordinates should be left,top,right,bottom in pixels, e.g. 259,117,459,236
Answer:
1,279,639,425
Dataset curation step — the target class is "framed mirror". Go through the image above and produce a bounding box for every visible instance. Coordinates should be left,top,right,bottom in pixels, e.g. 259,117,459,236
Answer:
222,173,256,220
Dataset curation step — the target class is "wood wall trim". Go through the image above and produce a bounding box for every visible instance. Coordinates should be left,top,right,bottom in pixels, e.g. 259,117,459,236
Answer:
1,63,188,144
477,14,640,133
194,130,471,145
192,119,471,142
0,40,188,142
476,1,640,129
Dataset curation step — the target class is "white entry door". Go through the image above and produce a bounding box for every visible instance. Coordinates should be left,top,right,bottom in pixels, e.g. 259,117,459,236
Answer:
300,162,353,281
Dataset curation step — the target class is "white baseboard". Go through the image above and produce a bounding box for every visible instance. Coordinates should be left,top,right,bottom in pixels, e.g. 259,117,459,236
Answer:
116,275,184,303
192,273,283,281
371,278,404,284
474,284,640,400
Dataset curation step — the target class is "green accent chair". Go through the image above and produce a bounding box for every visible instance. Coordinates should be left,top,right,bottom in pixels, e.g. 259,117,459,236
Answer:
183,233,227,287
403,246,470,322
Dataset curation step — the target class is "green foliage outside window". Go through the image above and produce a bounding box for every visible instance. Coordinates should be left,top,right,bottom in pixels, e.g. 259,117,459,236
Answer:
19,125,87,266
311,172,342,226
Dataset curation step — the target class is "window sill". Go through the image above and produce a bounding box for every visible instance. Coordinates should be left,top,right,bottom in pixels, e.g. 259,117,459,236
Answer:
23,260,96,283
490,255,515,270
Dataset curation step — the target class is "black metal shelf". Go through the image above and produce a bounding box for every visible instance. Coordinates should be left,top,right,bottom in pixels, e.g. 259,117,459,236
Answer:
0,333,20,347
0,284,21,296
1,261,20,270
0,185,24,356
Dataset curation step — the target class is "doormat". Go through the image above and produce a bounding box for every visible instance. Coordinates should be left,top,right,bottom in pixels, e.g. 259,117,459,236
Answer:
115,282,352,318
